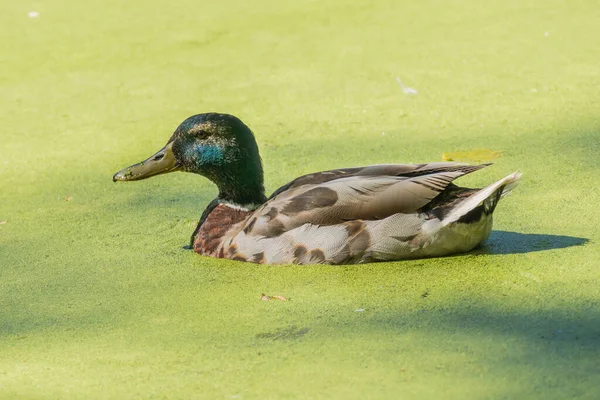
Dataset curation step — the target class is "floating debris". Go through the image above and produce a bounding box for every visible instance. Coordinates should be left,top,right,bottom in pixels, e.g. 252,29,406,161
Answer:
396,77,418,95
442,149,503,162
261,293,288,301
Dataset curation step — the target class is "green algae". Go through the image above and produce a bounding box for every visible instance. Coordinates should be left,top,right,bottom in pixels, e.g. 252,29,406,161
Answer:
1,0,600,398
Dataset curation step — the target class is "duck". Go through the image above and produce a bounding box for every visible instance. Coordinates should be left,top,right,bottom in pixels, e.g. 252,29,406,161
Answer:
113,113,521,265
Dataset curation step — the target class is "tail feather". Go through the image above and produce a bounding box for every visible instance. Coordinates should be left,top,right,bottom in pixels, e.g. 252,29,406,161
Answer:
500,175,521,197
441,171,521,226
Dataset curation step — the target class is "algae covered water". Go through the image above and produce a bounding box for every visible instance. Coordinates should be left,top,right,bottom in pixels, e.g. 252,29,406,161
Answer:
1,0,599,398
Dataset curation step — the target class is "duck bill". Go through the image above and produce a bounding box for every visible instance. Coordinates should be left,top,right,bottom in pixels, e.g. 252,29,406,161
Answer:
113,142,182,182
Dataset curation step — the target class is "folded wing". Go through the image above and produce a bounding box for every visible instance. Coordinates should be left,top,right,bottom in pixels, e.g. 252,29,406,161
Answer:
242,163,488,238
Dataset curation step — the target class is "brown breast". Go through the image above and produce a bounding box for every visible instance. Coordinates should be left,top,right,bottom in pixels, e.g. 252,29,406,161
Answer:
193,204,253,257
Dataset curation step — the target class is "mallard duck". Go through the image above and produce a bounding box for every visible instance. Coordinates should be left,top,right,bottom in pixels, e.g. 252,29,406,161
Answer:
113,113,520,265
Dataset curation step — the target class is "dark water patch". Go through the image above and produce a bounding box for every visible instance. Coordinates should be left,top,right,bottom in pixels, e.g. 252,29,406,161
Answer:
255,326,311,341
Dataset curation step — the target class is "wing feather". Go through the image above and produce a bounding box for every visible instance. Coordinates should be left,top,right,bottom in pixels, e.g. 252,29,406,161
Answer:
243,163,489,238
268,162,488,199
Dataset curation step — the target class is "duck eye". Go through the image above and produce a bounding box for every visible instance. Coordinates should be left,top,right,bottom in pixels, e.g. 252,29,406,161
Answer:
196,129,209,139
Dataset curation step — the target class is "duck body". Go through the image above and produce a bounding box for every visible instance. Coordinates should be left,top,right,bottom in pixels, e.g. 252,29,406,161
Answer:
113,113,520,265
192,163,518,264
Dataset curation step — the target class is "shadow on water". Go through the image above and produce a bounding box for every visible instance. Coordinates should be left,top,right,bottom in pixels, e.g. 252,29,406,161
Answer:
479,230,589,255
313,303,600,397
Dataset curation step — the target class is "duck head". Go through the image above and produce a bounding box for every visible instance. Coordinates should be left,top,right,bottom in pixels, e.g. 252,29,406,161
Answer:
113,113,267,206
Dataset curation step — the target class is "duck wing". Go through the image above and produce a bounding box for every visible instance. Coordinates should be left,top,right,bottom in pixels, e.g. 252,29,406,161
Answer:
268,162,487,199
244,163,489,238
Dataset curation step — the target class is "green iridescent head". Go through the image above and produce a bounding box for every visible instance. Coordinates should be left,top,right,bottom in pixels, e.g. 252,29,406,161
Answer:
113,113,266,205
